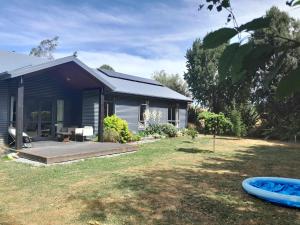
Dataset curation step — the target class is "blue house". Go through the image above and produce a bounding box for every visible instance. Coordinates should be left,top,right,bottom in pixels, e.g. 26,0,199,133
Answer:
0,51,192,149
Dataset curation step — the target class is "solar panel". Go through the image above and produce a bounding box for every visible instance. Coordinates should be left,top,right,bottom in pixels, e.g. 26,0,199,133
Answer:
98,69,163,86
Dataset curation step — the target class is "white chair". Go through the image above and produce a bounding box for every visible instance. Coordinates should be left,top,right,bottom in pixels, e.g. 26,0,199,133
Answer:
8,126,32,148
75,126,93,142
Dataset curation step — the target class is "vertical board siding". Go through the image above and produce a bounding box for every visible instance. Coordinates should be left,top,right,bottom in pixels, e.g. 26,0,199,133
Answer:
149,101,168,124
179,103,188,129
24,75,65,98
82,90,99,135
114,96,139,132
114,95,188,133
0,80,9,145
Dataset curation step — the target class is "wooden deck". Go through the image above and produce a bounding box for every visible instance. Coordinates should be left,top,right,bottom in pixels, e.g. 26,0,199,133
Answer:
18,141,138,164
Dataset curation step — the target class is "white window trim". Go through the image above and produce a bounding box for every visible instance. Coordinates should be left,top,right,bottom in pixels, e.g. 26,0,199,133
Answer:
168,104,179,128
138,100,149,129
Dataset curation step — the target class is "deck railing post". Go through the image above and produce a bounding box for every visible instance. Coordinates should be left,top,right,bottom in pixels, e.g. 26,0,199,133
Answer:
98,87,104,142
16,76,24,150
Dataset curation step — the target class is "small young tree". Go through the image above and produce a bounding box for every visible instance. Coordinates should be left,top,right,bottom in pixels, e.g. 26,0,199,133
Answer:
199,111,232,151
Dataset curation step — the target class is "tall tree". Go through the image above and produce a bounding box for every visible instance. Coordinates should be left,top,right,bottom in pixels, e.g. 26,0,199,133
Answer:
249,8,300,140
198,2,300,140
30,36,59,60
152,70,191,97
184,40,248,112
99,64,115,71
199,0,300,98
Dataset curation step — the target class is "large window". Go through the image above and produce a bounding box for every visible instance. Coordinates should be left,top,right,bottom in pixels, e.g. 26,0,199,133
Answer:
168,104,179,127
104,101,114,117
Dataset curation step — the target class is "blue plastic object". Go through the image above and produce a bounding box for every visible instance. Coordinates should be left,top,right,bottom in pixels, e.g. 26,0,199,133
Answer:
242,177,300,208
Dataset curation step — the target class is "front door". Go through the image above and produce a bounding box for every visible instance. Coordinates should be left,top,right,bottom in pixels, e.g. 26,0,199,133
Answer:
25,99,54,140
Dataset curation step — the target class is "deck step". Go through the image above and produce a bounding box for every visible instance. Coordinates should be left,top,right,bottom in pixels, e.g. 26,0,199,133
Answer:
18,143,138,164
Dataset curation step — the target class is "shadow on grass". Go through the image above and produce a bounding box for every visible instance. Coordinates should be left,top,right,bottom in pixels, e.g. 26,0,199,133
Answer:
177,147,213,154
71,143,300,225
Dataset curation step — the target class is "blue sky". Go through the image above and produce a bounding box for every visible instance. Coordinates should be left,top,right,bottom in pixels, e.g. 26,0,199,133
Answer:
0,0,299,77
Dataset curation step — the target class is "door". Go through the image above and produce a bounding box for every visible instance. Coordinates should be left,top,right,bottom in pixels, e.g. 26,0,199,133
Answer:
25,99,54,140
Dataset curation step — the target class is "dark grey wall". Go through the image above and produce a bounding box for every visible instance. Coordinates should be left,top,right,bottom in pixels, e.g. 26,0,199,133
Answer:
81,92,188,134
82,90,99,134
0,80,9,145
114,96,140,131
114,95,188,132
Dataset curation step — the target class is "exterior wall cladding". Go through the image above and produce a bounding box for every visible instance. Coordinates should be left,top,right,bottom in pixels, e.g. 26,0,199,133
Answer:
82,90,188,133
0,80,9,145
115,96,188,131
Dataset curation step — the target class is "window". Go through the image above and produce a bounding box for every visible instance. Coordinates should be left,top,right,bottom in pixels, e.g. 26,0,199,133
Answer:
57,100,64,123
10,96,16,127
104,101,114,117
139,104,147,123
168,104,179,127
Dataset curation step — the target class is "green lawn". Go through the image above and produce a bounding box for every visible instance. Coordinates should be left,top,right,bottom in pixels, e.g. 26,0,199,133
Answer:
0,136,300,225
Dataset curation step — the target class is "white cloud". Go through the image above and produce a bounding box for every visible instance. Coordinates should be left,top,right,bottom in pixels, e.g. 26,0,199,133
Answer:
1,0,300,78
54,51,186,78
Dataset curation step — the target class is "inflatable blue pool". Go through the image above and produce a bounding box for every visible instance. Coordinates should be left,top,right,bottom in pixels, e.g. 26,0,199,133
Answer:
242,177,300,208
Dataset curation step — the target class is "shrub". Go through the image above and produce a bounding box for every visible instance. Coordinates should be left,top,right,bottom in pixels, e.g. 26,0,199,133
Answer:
187,128,198,140
103,127,120,142
198,111,232,135
137,131,146,137
145,123,177,137
160,123,177,137
128,132,142,142
104,115,130,143
145,124,163,135
229,109,247,137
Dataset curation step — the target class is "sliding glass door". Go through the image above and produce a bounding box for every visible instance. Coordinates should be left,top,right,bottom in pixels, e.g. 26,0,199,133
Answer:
25,99,55,140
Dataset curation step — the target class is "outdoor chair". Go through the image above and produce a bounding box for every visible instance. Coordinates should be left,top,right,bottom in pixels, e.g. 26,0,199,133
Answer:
75,126,94,142
8,126,32,148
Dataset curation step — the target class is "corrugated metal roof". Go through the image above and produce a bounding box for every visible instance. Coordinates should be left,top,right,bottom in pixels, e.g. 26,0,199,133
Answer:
0,51,192,102
0,50,49,73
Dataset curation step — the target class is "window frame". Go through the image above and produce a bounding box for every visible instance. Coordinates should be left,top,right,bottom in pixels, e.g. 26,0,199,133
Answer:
138,100,149,129
104,100,115,118
168,104,179,128
9,96,16,127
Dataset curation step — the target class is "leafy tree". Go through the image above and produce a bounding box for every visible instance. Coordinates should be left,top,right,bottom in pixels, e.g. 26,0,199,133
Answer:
184,39,250,112
198,2,300,140
30,36,59,60
198,111,232,135
199,1,300,98
249,8,300,140
99,64,115,71
152,70,191,97
228,108,246,137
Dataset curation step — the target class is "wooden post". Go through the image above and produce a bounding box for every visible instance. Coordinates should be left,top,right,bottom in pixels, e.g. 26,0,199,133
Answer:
98,88,104,142
16,76,24,150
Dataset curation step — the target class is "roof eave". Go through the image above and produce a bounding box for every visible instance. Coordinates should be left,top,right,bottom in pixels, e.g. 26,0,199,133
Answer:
111,90,193,102
4,56,115,90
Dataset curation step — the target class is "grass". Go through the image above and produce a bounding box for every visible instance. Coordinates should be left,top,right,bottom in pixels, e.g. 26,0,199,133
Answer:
0,136,300,225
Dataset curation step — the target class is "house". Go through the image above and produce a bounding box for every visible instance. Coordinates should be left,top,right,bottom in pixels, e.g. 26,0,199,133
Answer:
0,51,192,149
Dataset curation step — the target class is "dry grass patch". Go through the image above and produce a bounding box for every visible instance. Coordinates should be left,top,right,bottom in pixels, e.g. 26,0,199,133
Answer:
0,136,300,225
